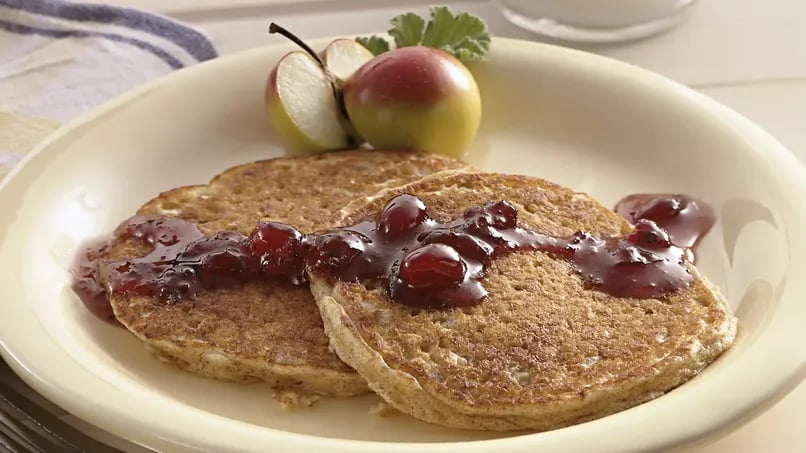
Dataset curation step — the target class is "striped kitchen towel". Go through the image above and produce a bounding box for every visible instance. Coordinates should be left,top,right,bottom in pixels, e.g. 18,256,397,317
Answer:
0,0,218,122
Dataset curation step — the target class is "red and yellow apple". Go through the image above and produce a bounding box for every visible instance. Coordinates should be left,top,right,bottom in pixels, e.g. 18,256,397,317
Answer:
343,46,481,158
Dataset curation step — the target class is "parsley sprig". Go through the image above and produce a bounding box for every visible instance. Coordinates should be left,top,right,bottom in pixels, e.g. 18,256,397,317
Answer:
356,6,491,62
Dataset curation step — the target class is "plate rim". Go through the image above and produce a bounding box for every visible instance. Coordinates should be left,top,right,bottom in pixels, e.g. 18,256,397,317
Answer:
1,37,805,452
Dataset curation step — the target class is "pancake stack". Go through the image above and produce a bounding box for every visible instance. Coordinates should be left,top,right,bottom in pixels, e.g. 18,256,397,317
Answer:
97,150,736,431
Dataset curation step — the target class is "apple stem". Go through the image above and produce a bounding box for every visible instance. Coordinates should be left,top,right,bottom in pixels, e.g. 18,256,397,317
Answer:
269,22,361,146
268,23,326,69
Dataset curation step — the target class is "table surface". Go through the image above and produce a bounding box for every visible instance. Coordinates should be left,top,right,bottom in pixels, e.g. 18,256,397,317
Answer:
6,0,806,451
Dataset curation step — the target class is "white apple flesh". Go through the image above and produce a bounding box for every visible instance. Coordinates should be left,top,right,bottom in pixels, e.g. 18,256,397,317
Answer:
321,39,374,82
265,51,348,152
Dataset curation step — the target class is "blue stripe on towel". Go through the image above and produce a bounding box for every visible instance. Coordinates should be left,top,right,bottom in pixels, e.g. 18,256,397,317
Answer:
0,18,185,69
0,0,217,62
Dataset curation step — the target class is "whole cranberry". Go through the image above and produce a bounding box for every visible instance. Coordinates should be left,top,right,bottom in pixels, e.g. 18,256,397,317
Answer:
198,250,251,287
398,244,466,290
248,221,305,277
307,230,367,273
377,194,430,239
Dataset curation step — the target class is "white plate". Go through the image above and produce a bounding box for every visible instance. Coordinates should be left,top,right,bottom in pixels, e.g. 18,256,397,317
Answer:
0,38,804,453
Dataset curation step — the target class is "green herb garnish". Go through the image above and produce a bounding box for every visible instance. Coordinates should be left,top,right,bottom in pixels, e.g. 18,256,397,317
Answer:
357,6,491,62
355,36,390,56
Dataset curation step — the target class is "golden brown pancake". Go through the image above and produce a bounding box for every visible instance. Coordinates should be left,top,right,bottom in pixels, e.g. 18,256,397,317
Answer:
310,172,737,426
104,150,471,397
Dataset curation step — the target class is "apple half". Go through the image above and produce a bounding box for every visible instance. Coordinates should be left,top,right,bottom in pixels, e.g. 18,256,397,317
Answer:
265,51,348,152
265,40,373,153
322,38,375,82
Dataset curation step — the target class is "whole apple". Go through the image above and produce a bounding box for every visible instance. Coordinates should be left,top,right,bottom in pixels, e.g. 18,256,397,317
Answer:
343,46,482,157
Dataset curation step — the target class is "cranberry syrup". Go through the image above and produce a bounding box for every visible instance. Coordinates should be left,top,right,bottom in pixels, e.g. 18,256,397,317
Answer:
71,216,311,320
306,195,692,308
106,216,313,301
105,216,259,302
71,239,117,323
614,194,715,261
72,194,705,316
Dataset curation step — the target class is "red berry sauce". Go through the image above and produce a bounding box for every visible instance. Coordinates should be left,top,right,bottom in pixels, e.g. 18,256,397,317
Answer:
71,217,309,321
104,217,314,302
106,216,256,302
306,194,694,308
614,193,715,261
72,193,712,317
71,239,117,323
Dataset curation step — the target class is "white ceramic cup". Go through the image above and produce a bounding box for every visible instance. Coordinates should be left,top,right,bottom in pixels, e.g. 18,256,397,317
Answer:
494,0,696,43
